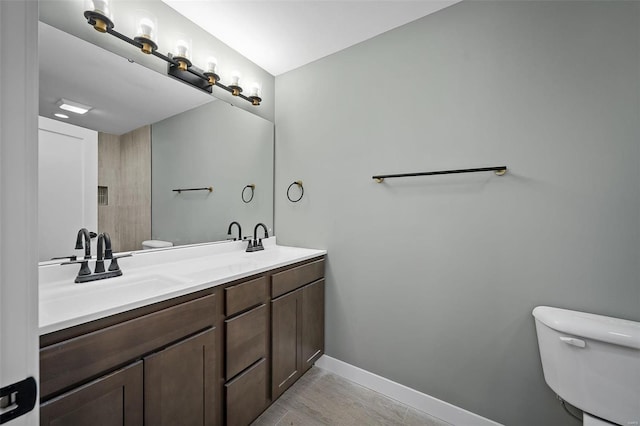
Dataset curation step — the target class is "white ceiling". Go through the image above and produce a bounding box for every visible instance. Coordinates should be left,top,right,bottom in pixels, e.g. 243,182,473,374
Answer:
39,22,214,135
162,1,460,76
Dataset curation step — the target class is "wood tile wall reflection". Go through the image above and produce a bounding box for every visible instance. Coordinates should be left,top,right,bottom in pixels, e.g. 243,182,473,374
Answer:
98,126,151,252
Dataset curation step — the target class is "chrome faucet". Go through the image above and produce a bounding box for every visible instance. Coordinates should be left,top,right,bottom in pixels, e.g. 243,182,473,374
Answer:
246,223,269,252
227,221,242,241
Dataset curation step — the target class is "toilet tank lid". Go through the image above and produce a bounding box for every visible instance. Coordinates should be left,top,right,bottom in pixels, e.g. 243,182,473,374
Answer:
533,306,640,350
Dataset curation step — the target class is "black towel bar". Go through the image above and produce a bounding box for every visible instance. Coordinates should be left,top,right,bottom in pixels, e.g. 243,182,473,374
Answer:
372,166,507,183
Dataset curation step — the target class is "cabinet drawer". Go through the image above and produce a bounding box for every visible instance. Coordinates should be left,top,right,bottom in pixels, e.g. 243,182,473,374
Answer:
271,258,325,298
225,304,267,380
225,358,267,426
41,294,216,399
40,361,143,426
225,276,267,316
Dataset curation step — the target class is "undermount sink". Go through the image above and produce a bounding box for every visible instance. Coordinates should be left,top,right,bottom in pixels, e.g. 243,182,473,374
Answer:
38,239,327,334
39,272,193,330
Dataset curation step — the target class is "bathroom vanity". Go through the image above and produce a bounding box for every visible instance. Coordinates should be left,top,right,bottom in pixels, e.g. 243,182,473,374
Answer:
38,239,326,426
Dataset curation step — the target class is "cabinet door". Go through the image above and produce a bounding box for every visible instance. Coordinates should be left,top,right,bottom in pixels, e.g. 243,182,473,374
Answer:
271,288,302,399
302,279,325,372
144,328,216,426
40,361,143,426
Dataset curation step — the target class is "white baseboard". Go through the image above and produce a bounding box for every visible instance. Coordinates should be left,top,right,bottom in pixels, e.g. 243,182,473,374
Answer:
315,355,502,426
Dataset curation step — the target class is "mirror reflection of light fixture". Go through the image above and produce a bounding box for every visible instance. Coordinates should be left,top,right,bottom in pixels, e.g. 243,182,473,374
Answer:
204,57,220,86
133,12,158,54
82,5,262,106
248,83,262,106
83,0,114,33
57,99,92,115
229,71,242,96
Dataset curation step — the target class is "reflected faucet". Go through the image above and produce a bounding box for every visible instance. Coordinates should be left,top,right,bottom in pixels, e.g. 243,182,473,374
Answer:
254,223,269,241
246,223,269,252
74,228,92,276
227,221,242,241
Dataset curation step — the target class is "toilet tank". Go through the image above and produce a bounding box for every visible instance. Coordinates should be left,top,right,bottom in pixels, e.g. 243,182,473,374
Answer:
533,306,640,426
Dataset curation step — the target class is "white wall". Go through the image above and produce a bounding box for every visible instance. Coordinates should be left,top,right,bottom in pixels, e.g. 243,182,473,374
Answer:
0,0,40,424
274,2,640,425
38,117,98,261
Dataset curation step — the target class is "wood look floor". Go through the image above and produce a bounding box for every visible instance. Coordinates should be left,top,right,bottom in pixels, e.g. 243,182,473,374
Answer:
252,367,452,426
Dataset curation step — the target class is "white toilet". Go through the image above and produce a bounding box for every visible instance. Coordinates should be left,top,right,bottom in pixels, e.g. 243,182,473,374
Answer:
533,306,640,426
141,240,173,250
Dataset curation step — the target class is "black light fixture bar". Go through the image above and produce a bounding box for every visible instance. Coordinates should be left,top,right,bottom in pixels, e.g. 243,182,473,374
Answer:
167,59,213,93
85,14,261,105
372,166,507,183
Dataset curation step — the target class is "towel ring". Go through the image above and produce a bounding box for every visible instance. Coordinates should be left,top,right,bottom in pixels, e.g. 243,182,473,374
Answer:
287,181,304,203
242,184,255,203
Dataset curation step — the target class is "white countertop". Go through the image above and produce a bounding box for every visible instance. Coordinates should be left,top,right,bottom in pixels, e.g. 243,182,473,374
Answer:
39,238,326,335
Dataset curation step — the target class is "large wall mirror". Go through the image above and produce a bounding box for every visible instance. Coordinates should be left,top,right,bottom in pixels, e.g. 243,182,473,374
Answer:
38,22,274,262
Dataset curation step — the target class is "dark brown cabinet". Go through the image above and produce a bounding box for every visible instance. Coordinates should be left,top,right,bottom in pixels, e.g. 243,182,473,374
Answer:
225,358,267,426
40,293,217,426
225,304,267,380
40,256,325,426
224,280,269,426
145,329,217,426
302,279,325,372
40,361,143,426
271,287,303,400
271,261,325,400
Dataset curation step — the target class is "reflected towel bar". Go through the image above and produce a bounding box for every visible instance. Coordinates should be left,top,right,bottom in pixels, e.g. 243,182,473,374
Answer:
372,166,507,183
172,187,213,194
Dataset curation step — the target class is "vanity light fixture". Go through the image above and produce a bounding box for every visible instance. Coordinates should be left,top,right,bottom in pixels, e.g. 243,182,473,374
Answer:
133,13,158,54
248,83,262,106
204,57,220,85
57,99,92,115
228,71,242,96
82,0,262,106
173,38,192,71
83,0,113,33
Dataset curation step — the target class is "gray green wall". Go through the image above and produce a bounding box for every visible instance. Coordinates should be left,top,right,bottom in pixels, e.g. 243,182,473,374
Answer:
274,2,640,425
152,101,273,245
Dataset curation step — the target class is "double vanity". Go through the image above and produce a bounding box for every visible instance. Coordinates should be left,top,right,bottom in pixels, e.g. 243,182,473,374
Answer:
38,238,326,426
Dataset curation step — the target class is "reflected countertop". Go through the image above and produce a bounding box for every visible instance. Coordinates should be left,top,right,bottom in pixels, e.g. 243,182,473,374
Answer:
39,237,326,335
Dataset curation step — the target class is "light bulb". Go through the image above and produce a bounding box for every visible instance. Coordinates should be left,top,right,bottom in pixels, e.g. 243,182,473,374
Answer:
91,0,110,15
249,83,260,98
174,40,190,59
206,57,217,74
133,12,158,53
137,18,154,39
84,0,113,32
230,71,241,87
